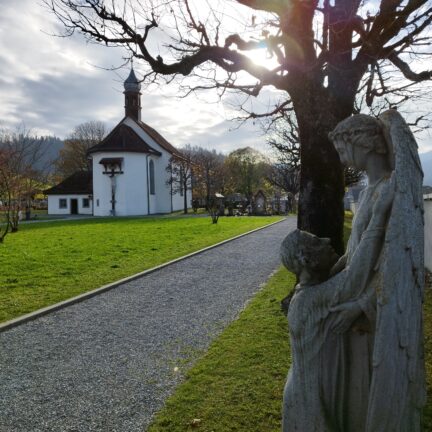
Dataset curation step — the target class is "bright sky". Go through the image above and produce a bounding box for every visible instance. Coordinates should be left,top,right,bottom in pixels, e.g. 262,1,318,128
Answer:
0,0,280,154
0,0,431,154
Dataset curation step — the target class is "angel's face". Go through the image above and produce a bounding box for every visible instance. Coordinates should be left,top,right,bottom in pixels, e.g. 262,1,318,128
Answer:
334,138,353,166
334,139,367,170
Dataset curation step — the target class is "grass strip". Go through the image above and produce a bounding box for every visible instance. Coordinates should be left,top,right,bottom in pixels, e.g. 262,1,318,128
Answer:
149,264,432,431
423,281,432,429
148,267,295,431
0,216,282,322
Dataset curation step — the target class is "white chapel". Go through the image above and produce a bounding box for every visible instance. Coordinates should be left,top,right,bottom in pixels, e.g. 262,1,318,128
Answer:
47,69,191,216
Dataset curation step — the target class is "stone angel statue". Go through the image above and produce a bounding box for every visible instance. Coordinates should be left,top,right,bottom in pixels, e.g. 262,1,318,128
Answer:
281,110,425,432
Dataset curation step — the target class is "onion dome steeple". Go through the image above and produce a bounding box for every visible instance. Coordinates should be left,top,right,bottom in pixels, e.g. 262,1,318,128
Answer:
124,67,141,92
124,65,141,121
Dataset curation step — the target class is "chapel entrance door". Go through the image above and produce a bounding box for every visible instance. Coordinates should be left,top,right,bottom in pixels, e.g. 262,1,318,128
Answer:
70,199,78,215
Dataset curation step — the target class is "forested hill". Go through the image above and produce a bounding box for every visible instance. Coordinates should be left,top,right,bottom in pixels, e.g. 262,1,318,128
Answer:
0,134,64,174
30,136,64,173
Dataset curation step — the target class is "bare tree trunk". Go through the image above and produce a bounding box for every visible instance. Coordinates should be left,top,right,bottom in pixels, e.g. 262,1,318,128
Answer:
292,84,347,254
183,179,188,214
0,218,10,243
297,123,345,254
205,173,211,209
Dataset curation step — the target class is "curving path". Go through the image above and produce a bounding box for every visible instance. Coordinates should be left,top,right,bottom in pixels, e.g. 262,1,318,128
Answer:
0,217,295,432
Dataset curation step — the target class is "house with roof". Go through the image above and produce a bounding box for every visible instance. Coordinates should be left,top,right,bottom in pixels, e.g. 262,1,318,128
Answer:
46,69,191,216
46,171,93,215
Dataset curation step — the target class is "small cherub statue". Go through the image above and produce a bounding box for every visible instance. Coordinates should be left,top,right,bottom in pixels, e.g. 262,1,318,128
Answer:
280,229,344,431
281,229,339,287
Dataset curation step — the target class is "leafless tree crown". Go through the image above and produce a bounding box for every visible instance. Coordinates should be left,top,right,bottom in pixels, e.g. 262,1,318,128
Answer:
45,0,432,123
55,120,106,178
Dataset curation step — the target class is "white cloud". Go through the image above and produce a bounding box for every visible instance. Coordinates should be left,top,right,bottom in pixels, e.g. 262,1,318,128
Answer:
0,0,272,154
0,0,430,158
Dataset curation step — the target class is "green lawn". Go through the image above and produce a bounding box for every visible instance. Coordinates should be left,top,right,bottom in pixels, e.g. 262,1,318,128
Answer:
0,215,282,323
0,209,62,222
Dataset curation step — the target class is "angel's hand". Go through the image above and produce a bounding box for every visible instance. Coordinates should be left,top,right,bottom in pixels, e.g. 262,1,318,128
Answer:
329,254,347,276
329,301,362,334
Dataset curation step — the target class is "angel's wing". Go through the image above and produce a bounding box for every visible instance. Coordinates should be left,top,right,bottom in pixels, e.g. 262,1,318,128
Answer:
366,110,426,431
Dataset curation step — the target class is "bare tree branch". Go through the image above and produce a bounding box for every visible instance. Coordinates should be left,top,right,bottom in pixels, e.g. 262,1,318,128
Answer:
388,52,432,81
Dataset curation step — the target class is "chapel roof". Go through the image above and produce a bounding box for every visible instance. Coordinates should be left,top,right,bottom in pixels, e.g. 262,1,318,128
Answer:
87,123,162,156
45,171,93,195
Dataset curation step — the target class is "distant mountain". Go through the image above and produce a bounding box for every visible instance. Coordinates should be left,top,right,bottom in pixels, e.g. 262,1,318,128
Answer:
33,136,64,173
420,151,432,186
0,134,64,175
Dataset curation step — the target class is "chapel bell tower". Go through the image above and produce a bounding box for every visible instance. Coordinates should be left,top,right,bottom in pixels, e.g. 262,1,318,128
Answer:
124,67,141,121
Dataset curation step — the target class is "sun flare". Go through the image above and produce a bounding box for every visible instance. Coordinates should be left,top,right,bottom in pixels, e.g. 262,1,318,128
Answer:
246,47,280,69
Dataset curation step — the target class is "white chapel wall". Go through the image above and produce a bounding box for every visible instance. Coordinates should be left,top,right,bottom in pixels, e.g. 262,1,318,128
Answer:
148,152,171,214
92,151,149,216
123,153,150,215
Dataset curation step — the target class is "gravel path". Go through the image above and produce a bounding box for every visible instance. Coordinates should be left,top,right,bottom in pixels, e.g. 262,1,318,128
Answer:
0,217,295,432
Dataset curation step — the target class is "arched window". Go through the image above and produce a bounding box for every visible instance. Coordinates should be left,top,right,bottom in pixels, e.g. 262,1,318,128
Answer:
149,159,155,195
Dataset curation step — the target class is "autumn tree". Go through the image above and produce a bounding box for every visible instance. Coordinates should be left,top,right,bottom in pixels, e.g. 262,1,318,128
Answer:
225,147,271,201
193,148,225,207
46,0,432,252
0,127,51,236
56,121,106,178
166,144,194,214
0,148,12,242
